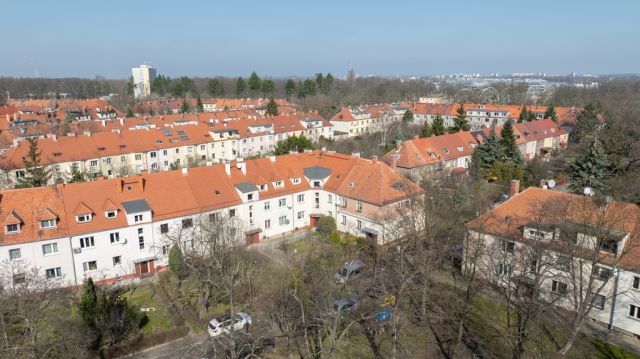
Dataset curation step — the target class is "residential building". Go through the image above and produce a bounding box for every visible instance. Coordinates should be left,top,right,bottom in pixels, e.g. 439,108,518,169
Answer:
131,64,157,98
383,119,568,179
465,185,640,337
0,151,423,288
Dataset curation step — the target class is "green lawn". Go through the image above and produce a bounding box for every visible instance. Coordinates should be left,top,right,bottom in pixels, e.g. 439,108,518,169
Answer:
123,285,172,334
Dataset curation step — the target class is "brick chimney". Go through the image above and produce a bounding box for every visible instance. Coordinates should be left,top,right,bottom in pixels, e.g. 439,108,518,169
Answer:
509,180,520,197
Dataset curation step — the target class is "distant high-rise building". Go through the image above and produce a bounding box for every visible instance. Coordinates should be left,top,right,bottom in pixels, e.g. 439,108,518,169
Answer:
131,64,157,98
346,62,356,87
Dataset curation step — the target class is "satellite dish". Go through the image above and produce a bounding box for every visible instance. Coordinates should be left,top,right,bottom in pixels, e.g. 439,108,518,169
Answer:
547,179,556,188
583,187,592,196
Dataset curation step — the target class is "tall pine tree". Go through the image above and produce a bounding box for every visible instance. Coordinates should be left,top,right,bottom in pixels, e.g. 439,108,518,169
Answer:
569,137,609,194
235,77,246,97
17,138,51,188
500,120,522,163
432,115,446,135
474,130,505,169
452,104,469,132
544,104,558,122
266,98,279,116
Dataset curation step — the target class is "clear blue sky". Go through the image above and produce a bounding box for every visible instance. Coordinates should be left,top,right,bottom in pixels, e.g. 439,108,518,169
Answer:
2,0,638,78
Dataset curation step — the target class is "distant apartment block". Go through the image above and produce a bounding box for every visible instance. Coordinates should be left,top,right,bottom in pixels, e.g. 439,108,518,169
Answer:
131,64,157,98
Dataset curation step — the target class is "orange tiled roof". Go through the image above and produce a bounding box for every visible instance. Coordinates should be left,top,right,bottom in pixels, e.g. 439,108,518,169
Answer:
466,187,640,271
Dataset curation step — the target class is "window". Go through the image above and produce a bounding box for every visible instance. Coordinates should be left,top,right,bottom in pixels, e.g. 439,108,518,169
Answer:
297,194,304,203
588,292,606,310
279,216,288,225
113,256,122,266
292,178,301,184
45,267,62,279
13,273,26,284
83,261,97,272
501,241,515,254
138,229,145,249
163,150,168,156
135,154,142,160
496,263,512,276
229,209,236,217
90,160,98,167
209,212,219,223
633,276,640,290
341,197,347,207
341,215,346,225
264,201,270,210
150,152,157,158
79,236,95,248
357,220,362,230
105,210,117,219
297,211,305,219
76,214,92,223
278,198,286,207
134,214,143,222
42,243,58,255
551,280,568,296
356,201,363,212
592,266,613,281
162,245,170,256
528,229,546,239
110,232,120,243
9,248,21,260
328,194,333,204
275,181,283,188
6,223,20,234
40,219,56,229
556,256,570,271
313,181,321,187
182,218,193,228
265,219,271,229
247,193,253,201
528,259,538,274
121,155,126,162
630,305,640,319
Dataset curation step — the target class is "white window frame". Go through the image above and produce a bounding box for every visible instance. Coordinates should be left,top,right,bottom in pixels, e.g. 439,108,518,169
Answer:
40,219,56,229
83,260,98,272
76,214,92,223
45,267,62,279
79,236,95,248
42,242,58,256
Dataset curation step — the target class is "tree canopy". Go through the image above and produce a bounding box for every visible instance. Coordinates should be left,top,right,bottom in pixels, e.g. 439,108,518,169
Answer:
17,138,51,188
274,135,314,155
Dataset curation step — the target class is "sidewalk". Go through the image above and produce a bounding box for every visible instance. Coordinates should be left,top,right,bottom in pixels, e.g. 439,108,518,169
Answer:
121,332,208,359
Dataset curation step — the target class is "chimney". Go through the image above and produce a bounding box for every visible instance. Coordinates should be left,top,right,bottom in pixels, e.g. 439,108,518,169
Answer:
509,180,520,197
119,117,124,126
391,150,398,169
117,179,124,192
101,119,106,127
139,176,146,191
224,161,231,176
181,167,188,175
371,155,378,162
236,159,246,175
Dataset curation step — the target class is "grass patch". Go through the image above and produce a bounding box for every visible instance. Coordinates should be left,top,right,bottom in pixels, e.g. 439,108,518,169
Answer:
123,285,172,334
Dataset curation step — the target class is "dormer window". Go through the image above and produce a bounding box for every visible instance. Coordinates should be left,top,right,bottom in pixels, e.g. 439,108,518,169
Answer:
275,181,284,188
429,152,436,158
259,184,267,191
134,214,144,223
76,214,92,223
291,178,301,185
105,210,117,219
40,219,56,229
6,224,20,234
443,148,450,154
457,146,464,152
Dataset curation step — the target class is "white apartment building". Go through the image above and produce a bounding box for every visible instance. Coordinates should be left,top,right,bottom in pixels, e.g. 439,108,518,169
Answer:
131,64,157,99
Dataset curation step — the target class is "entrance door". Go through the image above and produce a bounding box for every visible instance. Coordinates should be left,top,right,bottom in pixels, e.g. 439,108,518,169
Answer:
311,216,319,227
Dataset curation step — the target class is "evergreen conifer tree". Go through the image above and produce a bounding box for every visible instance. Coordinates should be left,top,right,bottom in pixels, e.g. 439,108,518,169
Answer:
569,137,610,193
17,138,51,188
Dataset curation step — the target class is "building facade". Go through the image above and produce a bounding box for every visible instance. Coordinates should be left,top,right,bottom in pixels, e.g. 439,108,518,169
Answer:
0,151,423,288
131,65,157,99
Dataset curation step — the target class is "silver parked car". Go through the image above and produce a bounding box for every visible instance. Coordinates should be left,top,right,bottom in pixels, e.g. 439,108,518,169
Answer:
208,312,252,337
334,259,364,284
